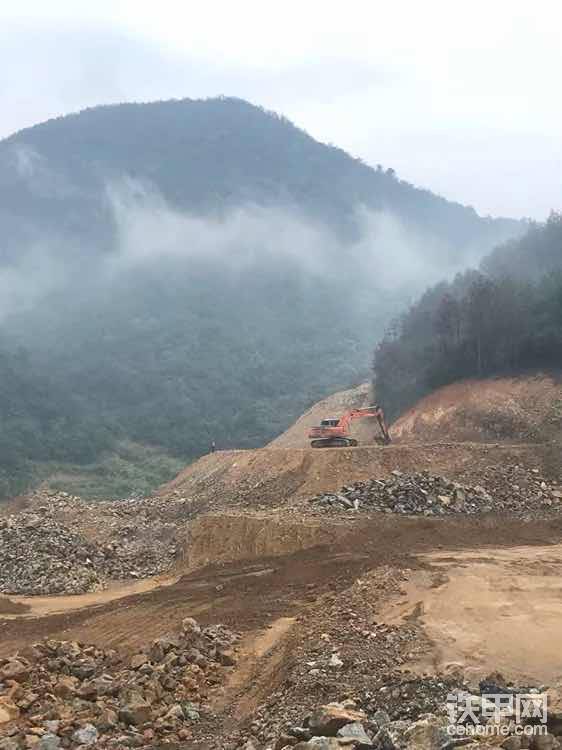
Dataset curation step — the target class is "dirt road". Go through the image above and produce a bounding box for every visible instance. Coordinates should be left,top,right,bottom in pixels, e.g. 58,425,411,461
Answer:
3,511,562,675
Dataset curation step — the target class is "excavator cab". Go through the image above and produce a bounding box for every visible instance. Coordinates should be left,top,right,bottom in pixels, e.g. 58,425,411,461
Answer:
319,418,340,428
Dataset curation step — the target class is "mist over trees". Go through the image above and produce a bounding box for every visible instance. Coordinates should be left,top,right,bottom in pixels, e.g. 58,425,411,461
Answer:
0,97,525,499
0,97,519,262
374,213,562,419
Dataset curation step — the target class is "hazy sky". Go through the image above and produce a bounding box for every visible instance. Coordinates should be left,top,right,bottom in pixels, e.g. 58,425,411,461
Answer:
1,0,560,219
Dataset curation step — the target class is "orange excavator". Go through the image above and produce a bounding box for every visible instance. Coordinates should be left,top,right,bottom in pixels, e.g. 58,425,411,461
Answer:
308,404,391,448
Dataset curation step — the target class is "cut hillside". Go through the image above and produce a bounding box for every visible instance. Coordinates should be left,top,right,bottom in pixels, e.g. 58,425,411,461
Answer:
267,382,377,449
391,373,562,444
156,442,561,513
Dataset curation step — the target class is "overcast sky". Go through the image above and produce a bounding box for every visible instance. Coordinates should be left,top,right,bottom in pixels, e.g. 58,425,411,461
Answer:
1,0,560,219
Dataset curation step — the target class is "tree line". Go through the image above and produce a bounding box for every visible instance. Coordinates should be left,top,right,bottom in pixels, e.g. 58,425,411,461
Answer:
374,212,562,419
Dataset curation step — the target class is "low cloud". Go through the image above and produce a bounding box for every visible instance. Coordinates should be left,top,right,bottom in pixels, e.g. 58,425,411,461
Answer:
105,177,450,290
0,170,465,325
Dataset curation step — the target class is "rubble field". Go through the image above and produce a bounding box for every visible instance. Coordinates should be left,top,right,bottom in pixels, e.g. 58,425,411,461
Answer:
0,616,238,749
310,464,562,517
2,390,562,750
0,490,200,596
2,453,562,597
3,506,562,748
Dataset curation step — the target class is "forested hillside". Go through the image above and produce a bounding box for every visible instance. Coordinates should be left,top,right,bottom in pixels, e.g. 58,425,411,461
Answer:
374,213,562,419
0,97,522,498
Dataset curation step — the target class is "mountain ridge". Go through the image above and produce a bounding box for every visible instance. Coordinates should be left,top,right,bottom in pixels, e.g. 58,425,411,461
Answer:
0,97,521,258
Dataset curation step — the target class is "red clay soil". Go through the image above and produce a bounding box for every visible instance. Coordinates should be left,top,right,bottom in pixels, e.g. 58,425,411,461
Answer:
391,373,562,444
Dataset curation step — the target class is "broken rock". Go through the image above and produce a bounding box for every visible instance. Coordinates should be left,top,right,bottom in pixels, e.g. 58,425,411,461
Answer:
72,723,99,746
336,722,372,746
0,700,19,724
307,704,367,737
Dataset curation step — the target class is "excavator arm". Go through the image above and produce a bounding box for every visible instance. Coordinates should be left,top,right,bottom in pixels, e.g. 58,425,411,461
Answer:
374,405,391,445
339,406,391,445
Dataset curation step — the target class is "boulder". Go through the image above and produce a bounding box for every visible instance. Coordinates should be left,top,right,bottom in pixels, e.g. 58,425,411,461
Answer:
373,720,410,750
336,722,372,746
130,654,148,670
0,660,29,682
165,704,185,721
372,710,390,730
182,617,202,636
38,736,61,750
328,654,344,669
403,715,449,749
0,699,20,724
72,724,99,746
118,693,152,726
53,675,78,698
308,704,367,737
217,649,237,667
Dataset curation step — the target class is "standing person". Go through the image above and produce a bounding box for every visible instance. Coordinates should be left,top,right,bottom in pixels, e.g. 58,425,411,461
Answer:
210,440,216,453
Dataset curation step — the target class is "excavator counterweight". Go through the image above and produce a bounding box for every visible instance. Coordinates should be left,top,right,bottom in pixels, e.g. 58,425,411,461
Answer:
308,405,391,448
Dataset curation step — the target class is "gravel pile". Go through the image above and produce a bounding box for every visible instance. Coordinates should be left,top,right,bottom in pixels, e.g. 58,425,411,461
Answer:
311,466,562,517
0,515,107,595
0,489,197,595
0,617,238,749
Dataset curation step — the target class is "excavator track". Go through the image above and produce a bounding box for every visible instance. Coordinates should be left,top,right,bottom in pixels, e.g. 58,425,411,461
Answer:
310,438,358,448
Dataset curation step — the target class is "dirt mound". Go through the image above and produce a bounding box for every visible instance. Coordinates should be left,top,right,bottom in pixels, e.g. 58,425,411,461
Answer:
0,490,196,595
158,442,562,514
267,382,378,449
392,373,562,444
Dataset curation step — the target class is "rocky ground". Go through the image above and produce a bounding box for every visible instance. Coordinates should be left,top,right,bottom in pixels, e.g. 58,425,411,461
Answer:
216,564,562,750
0,490,203,595
3,461,562,596
309,465,562,518
2,380,562,747
252,689,562,749
0,617,238,749
390,374,562,445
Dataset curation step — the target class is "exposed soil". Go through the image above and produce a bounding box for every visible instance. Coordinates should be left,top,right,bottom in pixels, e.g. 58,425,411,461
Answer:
158,441,562,514
3,377,562,747
3,511,562,659
392,372,562,444
386,544,562,684
0,576,177,620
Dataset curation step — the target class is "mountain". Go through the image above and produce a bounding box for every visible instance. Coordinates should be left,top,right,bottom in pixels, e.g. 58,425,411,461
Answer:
0,97,523,498
1,97,520,256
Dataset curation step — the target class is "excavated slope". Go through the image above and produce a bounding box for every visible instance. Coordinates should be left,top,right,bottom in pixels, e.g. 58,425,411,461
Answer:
391,373,562,444
157,442,560,511
267,382,379,449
